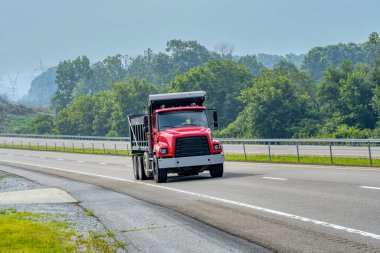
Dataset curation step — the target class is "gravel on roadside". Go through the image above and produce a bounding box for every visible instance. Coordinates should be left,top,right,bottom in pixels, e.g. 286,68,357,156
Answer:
0,171,126,252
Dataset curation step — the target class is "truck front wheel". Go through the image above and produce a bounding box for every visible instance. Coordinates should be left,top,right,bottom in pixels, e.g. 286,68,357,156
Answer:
153,155,167,183
209,163,223,178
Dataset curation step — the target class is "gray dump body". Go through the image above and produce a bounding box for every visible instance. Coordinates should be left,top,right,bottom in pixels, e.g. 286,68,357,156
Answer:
128,114,149,152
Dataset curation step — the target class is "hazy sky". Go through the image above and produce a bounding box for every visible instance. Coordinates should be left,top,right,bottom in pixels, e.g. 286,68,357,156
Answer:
0,0,379,99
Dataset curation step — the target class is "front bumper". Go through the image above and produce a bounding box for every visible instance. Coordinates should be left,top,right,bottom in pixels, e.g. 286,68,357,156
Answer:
157,153,224,169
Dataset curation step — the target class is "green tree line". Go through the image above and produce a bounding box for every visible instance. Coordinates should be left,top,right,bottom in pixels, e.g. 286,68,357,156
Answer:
22,33,380,138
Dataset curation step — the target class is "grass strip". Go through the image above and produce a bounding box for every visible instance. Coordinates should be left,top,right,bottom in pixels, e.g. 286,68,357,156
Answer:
224,153,379,167
0,208,121,253
0,143,378,168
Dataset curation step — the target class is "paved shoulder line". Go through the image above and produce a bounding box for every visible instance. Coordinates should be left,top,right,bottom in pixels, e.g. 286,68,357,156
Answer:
262,177,287,181
360,186,380,190
1,158,379,241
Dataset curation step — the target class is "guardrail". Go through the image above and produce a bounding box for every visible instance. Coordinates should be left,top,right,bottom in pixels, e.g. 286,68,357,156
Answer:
0,134,379,167
0,133,129,141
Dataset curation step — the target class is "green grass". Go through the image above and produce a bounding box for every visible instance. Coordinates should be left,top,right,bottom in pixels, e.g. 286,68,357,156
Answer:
0,208,122,253
0,142,378,168
224,153,379,167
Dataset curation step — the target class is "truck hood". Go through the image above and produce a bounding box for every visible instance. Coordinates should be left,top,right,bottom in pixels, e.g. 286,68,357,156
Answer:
161,126,210,136
157,126,212,154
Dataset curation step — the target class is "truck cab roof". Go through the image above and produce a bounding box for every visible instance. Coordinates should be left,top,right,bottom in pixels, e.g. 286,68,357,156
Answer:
149,91,206,110
154,105,205,114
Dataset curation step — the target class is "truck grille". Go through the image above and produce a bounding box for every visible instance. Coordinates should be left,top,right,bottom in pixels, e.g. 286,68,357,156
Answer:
175,136,210,158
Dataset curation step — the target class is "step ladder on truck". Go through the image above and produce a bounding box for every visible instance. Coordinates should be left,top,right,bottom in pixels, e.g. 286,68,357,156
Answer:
128,91,224,183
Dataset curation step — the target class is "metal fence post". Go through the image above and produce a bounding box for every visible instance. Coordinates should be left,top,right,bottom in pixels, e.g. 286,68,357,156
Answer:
29,141,31,150
329,142,333,164
296,142,300,163
82,143,85,153
103,143,105,154
114,144,118,155
54,142,57,151
368,141,373,167
21,141,23,149
12,141,14,148
72,143,75,152
92,143,95,153
45,142,47,150
63,142,65,152
242,143,247,161
37,142,40,150
268,144,272,162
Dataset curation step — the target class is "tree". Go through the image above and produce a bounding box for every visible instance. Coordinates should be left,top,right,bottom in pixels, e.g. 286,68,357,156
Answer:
221,68,317,138
166,39,212,74
170,60,252,127
317,60,377,133
214,42,235,60
52,56,91,111
238,55,265,76
92,91,114,136
110,77,157,136
55,94,95,135
369,32,380,46
27,114,54,134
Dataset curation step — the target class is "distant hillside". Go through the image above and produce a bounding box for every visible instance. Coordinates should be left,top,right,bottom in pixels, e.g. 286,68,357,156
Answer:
20,67,57,107
0,97,36,133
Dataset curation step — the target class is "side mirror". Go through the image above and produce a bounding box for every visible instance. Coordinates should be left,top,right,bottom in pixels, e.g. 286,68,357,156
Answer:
213,110,218,129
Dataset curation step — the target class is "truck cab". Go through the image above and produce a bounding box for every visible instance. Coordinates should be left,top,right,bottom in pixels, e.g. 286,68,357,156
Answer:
128,91,224,183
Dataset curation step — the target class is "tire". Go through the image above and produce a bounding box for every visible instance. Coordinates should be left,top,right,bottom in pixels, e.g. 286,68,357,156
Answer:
132,155,139,180
153,155,167,183
144,152,153,179
209,163,223,178
138,155,147,180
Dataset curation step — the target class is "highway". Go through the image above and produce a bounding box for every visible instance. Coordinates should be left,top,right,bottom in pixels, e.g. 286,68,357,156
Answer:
0,148,380,252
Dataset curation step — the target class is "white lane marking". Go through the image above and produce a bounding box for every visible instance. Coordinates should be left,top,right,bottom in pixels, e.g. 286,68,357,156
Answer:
40,157,45,159
77,161,84,163
125,164,132,167
0,159,379,241
7,154,13,156
262,177,287,181
99,162,108,165
360,186,380,190
57,158,64,161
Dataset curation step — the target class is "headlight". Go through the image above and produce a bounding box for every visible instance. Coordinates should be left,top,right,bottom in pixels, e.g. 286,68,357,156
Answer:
213,144,220,150
159,148,168,154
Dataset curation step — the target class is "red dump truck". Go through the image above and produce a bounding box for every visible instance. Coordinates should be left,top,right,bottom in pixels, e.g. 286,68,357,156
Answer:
128,91,224,183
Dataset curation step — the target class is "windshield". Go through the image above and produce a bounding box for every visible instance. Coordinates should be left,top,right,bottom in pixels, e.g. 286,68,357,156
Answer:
158,110,208,131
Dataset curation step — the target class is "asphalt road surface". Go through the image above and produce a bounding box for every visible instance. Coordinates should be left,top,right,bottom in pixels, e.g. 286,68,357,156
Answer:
1,136,379,158
0,148,379,252
0,165,265,253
